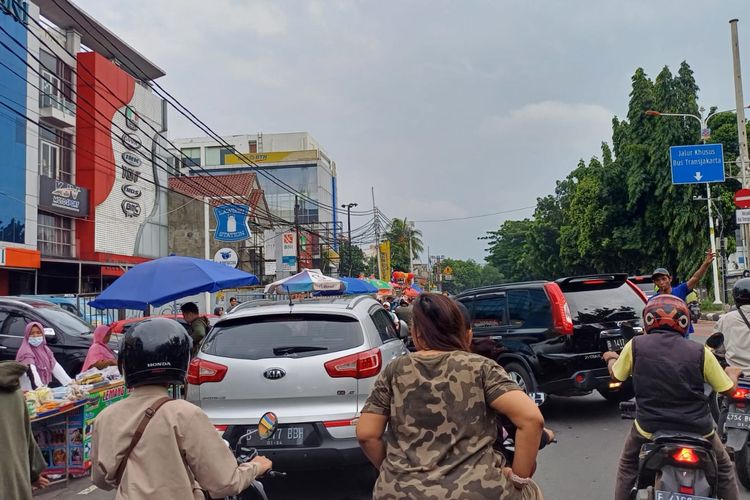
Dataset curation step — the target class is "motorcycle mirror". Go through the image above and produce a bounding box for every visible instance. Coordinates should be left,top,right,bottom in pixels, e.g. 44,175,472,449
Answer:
705,332,724,349
257,412,278,440
529,392,547,406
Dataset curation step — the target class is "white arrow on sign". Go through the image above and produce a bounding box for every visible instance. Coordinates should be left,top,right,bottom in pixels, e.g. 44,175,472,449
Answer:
694,172,703,181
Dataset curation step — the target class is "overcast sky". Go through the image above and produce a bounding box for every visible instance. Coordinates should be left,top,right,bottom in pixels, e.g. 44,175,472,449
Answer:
76,0,749,262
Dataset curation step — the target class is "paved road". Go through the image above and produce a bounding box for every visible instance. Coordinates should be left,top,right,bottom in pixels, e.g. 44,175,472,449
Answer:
36,320,750,499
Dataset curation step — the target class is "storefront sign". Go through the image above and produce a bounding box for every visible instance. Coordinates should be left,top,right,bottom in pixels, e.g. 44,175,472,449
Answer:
121,166,141,182
121,184,142,199
213,247,239,268
39,176,89,217
122,151,142,168
125,106,139,131
224,150,320,165
213,204,251,242
1,0,28,24
281,232,297,271
121,133,142,150
121,200,141,217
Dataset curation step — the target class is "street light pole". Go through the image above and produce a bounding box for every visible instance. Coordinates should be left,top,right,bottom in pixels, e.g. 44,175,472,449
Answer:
341,202,358,276
645,109,722,304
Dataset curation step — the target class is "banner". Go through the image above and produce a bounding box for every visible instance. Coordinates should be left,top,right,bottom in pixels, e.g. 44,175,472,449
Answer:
379,241,391,281
281,232,297,271
224,150,319,165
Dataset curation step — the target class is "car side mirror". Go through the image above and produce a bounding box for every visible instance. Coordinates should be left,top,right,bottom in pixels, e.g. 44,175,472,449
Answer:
398,320,409,339
43,327,56,337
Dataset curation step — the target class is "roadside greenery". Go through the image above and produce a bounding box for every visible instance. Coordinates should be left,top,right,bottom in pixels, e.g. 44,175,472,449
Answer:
484,62,748,285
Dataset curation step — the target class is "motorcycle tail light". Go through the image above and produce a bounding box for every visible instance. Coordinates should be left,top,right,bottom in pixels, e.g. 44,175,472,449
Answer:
678,486,695,494
672,447,699,464
732,387,750,401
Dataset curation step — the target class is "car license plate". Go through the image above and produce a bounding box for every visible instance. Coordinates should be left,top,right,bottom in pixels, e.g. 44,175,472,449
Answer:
726,412,750,430
245,425,306,447
607,338,626,351
655,491,714,500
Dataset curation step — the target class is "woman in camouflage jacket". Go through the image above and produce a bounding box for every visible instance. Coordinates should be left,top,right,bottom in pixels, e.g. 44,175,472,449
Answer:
357,293,545,499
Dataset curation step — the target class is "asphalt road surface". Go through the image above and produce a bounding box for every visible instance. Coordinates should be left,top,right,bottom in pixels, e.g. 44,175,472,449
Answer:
35,321,750,500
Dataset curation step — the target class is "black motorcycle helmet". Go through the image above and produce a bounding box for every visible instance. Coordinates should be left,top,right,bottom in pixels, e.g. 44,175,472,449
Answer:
733,278,750,307
118,317,192,388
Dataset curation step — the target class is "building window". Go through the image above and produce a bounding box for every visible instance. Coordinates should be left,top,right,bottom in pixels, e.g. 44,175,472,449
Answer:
249,140,257,153
180,148,201,169
38,211,74,257
39,126,72,183
205,146,232,166
39,50,74,115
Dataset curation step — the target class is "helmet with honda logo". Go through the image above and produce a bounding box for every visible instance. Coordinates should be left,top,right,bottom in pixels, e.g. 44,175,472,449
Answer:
118,317,192,388
642,294,691,336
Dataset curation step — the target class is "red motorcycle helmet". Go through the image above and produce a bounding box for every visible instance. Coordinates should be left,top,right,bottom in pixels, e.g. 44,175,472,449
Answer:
643,294,691,336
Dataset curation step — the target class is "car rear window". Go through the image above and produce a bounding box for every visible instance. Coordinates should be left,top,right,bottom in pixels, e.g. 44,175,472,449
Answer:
202,313,364,360
561,282,645,324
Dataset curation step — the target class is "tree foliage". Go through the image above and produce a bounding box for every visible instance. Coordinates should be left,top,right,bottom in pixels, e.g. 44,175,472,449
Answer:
386,218,424,272
439,258,504,295
338,240,368,277
484,61,746,285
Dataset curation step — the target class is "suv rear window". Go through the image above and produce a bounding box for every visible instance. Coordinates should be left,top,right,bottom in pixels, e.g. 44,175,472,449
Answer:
561,282,644,324
202,314,364,360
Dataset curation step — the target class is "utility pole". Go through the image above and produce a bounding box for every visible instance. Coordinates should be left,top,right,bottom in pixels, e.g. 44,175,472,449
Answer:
294,195,301,273
372,187,382,280
341,202,358,276
408,220,415,274
730,19,750,271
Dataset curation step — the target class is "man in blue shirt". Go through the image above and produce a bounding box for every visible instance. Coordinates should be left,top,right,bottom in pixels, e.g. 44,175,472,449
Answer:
651,249,715,335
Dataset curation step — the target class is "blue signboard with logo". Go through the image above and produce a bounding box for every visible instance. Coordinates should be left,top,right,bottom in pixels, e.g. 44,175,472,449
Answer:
669,144,725,184
213,204,251,242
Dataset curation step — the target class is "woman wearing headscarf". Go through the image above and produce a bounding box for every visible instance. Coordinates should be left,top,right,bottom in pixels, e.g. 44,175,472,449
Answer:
16,322,72,391
80,325,117,372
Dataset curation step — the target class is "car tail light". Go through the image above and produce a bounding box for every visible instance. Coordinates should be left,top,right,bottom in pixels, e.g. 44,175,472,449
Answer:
324,348,382,379
187,358,228,385
626,279,649,303
323,418,359,428
732,387,750,401
583,279,606,285
672,447,699,464
678,486,695,495
214,424,228,432
544,283,573,335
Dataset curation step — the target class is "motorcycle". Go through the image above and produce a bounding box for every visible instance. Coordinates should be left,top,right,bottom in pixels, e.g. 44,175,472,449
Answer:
495,392,554,466
620,400,720,499
222,411,287,500
706,332,750,489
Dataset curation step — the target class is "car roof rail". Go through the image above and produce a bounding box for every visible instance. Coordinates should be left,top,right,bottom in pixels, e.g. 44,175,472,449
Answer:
346,295,374,310
457,280,548,296
556,273,628,285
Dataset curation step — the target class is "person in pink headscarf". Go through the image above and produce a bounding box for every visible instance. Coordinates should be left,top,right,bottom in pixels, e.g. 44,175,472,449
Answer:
16,322,72,391
80,325,117,373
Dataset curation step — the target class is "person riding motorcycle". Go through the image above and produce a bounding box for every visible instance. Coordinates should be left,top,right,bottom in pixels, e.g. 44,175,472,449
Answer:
713,278,750,374
602,294,741,500
91,318,271,499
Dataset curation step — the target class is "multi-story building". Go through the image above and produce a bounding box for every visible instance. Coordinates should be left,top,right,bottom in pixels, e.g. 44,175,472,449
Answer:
0,0,169,294
172,132,340,277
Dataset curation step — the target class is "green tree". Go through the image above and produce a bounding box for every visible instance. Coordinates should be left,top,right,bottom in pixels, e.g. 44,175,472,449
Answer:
338,240,367,277
439,258,505,295
386,218,424,271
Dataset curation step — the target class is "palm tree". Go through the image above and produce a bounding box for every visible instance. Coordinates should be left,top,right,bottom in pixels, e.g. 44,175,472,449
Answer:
385,218,423,271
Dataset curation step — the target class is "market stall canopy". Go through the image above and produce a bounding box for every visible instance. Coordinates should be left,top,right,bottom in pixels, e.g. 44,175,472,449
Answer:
89,256,259,309
316,277,378,296
410,283,424,293
403,287,420,298
364,278,392,290
264,269,344,294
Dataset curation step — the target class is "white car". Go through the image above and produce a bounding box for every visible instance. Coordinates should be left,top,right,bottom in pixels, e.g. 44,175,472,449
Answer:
187,295,408,476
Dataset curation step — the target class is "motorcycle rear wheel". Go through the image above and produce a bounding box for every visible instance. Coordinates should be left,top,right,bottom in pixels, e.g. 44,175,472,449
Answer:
737,445,750,489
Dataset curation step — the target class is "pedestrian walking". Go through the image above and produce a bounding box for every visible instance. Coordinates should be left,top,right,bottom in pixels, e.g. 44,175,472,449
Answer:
356,293,545,499
0,361,48,499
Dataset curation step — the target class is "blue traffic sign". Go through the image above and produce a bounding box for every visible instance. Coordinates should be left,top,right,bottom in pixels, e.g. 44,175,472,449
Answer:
669,143,725,184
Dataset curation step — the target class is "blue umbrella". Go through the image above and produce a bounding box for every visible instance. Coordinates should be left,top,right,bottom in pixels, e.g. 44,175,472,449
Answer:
316,277,378,296
410,283,424,293
89,256,259,309
265,269,344,294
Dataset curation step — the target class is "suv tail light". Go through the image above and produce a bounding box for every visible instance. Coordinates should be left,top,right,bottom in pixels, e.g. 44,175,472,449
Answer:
626,279,649,303
324,348,382,379
544,283,573,335
672,447,699,464
187,358,228,385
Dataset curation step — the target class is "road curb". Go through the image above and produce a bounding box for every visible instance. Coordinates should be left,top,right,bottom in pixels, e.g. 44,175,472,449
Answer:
700,312,723,321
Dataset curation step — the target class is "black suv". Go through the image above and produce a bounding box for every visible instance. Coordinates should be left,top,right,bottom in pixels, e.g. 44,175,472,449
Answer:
454,274,647,402
0,297,107,377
